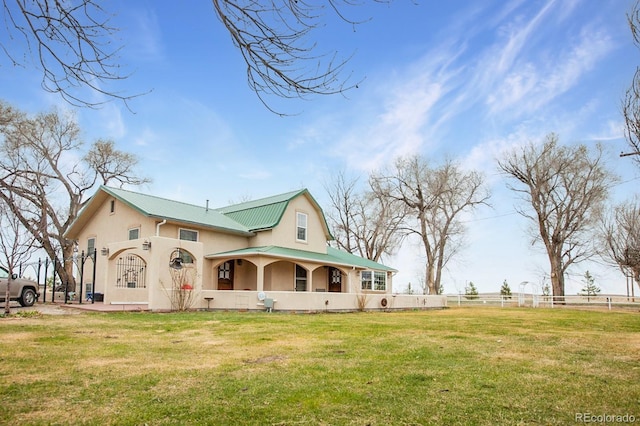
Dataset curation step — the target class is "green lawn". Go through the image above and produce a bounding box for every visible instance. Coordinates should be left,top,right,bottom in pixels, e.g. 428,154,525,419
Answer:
0,307,639,425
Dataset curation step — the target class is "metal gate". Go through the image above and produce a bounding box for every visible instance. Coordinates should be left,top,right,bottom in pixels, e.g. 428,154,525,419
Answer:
116,254,147,289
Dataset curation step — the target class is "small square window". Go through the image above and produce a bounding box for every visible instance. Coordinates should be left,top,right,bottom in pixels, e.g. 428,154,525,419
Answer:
87,237,96,254
179,229,198,242
128,228,140,240
218,261,232,280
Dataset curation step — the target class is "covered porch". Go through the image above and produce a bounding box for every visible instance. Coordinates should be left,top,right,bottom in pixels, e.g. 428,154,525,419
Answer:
203,245,382,294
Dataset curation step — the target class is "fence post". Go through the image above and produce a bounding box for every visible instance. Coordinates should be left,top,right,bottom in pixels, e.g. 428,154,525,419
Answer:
78,250,85,305
52,257,57,304
36,259,42,304
43,258,49,303
91,248,97,304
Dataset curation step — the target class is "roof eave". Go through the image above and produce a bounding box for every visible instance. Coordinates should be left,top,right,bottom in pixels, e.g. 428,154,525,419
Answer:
205,250,355,269
148,215,255,237
64,189,107,238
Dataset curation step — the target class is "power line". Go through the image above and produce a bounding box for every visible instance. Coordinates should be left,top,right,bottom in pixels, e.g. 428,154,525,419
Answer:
462,210,520,223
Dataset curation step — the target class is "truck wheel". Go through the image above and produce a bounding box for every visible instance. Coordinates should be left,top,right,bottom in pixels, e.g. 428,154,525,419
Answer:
19,288,37,307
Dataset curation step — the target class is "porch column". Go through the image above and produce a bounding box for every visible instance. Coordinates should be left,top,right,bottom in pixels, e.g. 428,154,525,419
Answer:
348,268,356,293
256,264,264,292
307,271,312,292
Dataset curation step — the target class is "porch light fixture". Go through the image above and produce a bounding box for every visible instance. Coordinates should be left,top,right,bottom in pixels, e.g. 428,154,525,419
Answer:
142,240,151,250
100,247,109,256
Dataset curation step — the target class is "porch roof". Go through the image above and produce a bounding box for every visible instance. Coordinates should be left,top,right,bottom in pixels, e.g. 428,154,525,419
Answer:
205,245,396,272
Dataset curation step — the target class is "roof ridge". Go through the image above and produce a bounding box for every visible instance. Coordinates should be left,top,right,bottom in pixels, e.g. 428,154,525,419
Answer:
103,185,212,212
217,188,307,212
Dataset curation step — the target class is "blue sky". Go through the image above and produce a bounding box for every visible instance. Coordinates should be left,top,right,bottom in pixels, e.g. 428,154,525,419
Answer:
2,0,639,295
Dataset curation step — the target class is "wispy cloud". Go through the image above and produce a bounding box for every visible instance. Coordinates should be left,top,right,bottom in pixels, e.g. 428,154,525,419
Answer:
123,8,164,62
326,43,466,171
586,119,626,142
329,0,618,171
486,25,614,118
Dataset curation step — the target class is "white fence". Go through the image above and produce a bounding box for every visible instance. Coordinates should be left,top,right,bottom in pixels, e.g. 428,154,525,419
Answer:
445,294,640,310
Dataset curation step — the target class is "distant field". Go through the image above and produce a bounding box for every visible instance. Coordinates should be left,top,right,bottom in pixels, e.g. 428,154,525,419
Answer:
0,307,638,425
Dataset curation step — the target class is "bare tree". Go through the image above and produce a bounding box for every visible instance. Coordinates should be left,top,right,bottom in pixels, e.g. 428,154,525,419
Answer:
1,0,135,108
324,170,406,262
623,0,640,166
2,0,391,112
599,197,640,290
0,193,36,314
0,101,149,290
498,134,615,300
212,0,373,114
165,263,199,312
374,156,490,295
324,171,361,255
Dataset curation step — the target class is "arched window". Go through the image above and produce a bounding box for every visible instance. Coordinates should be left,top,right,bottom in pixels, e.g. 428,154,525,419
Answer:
169,249,195,268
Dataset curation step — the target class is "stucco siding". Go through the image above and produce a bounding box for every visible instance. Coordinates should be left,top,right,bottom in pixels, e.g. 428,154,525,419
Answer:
196,290,447,312
266,261,294,291
74,197,158,298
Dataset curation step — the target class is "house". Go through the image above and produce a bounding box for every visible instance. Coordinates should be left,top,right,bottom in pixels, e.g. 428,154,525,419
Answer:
65,186,446,311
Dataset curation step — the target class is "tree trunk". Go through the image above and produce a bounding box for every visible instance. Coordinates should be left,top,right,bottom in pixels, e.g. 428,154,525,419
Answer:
4,278,10,315
549,254,565,303
425,261,436,295
59,248,77,293
434,238,447,295
41,238,76,293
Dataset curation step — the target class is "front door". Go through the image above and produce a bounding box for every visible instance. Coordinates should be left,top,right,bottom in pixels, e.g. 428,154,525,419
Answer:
218,261,234,290
328,267,342,292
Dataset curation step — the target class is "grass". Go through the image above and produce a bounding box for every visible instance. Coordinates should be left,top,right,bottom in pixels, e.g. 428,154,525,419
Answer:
0,307,639,425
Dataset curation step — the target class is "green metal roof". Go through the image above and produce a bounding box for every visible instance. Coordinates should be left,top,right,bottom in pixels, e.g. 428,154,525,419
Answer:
215,189,305,231
95,186,331,237
216,189,305,214
206,245,396,272
67,186,394,271
100,186,252,235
